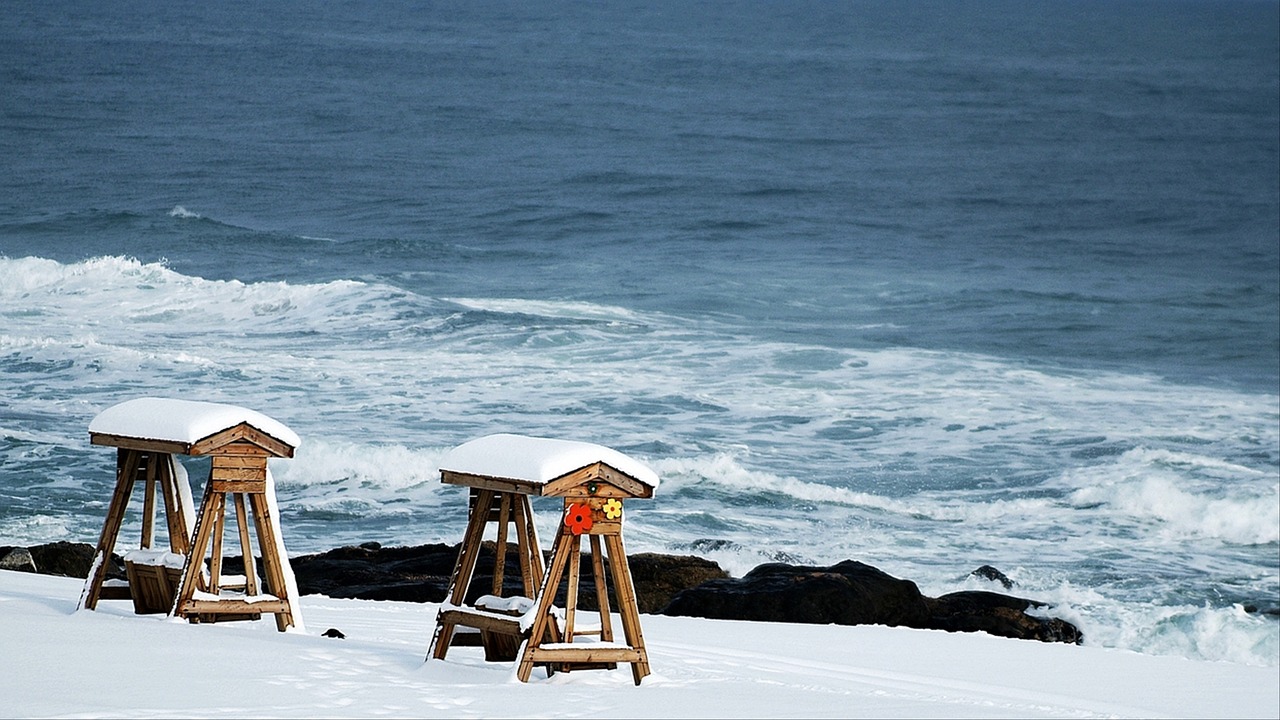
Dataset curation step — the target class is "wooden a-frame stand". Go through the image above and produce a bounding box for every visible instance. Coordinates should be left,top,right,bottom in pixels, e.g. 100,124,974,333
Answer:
427,434,659,685
82,398,302,632
171,426,298,631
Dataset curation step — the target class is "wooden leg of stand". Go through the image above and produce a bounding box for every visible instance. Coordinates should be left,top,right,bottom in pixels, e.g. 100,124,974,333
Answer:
564,535,581,641
589,535,614,643
208,494,226,592
493,493,511,595
80,449,139,611
249,493,294,631
428,489,495,660
141,453,158,549
233,493,258,596
604,533,650,685
513,496,537,596
158,455,189,556
517,523,574,683
176,485,221,620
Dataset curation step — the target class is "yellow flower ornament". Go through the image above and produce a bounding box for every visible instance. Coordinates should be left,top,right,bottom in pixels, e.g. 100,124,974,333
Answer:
602,498,623,520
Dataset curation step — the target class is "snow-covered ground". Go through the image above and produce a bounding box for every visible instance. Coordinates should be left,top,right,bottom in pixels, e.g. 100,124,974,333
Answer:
2,569,1274,719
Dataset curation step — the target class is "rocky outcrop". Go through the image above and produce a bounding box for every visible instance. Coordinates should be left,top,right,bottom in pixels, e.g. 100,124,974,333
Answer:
3,540,1081,645
0,541,124,580
260,542,727,614
661,560,1083,645
626,553,729,614
926,590,1082,644
0,546,37,573
279,541,459,603
661,560,931,627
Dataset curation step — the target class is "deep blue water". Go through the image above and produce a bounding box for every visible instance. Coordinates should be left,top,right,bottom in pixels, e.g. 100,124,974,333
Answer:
2,1,1278,666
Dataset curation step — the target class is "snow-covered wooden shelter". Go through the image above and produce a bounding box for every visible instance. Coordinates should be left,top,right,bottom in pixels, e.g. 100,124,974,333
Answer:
80,397,303,632
427,433,659,684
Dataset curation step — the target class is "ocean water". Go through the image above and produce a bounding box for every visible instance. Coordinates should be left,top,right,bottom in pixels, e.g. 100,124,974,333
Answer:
2,1,1277,667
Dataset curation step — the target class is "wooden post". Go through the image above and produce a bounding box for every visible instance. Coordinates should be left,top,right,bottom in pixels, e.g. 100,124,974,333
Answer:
233,493,258,596
79,449,140,610
141,453,158,549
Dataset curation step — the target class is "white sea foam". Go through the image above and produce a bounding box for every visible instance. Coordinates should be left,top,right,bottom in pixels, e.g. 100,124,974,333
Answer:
445,296,657,326
167,205,201,219
1059,449,1280,545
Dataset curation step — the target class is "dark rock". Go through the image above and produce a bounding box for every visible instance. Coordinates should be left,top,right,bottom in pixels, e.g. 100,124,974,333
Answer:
971,565,1014,589
663,560,932,628
926,591,1083,644
663,560,1082,645
565,552,729,615
627,553,729,614
276,542,728,614
27,541,124,579
0,547,37,573
236,542,461,603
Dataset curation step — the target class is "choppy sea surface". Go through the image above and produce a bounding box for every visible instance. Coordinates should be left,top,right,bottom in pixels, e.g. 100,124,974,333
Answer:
2,1,1277,667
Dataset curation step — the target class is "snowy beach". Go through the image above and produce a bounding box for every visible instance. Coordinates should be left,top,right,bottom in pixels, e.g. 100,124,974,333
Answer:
2,568,1276,719
3,0,1277,693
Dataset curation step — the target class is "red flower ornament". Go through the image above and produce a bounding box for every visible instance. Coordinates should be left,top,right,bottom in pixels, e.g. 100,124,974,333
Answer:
564,503,594,535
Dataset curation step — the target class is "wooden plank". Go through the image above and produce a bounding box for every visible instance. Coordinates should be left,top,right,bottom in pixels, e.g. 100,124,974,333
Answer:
436,609,523,635
211,441,271,458
209,494,226,590
209,479,267,494
90,432,192,455
528,647,643,663
181,598,291,615
493,493,511,595
440,470,542,495
512,496,537,596
564,534,581,639
212,454,270,469
99,585,132,600
585,520,622,536
211,465,267,480
159,455,192,557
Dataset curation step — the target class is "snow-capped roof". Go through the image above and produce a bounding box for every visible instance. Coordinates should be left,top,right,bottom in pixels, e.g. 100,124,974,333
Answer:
438,433,658,488
89,397,300,450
